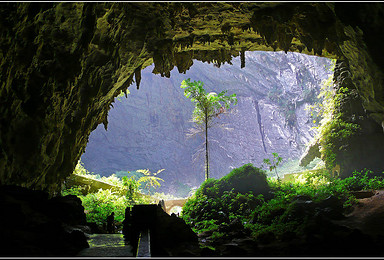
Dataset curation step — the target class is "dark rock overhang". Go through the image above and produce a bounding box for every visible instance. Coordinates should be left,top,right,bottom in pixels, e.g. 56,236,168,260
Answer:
0,2,383,192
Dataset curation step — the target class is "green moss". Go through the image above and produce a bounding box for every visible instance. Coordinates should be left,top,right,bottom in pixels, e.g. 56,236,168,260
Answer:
318,85,361,171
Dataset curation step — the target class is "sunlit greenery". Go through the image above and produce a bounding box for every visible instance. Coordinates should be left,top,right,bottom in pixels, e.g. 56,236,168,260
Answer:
115,89,130,102
62,160,164,226
263,152,283,180
182,163,270,234
136,169,165,195
306,59,361,171
182,163,384,246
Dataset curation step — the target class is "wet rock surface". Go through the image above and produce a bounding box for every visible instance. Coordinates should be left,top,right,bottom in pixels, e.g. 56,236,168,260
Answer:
0,186,89,256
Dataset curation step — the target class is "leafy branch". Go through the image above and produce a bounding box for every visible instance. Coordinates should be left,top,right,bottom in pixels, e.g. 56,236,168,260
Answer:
263,153,283,180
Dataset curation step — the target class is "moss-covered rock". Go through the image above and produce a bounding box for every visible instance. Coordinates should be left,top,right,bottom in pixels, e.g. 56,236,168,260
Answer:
216,163,271,197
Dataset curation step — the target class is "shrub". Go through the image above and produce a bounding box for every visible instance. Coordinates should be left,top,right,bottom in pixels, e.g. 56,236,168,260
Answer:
62,162,162,227
62,187,131,226
218,163,270,196
183,165,384,244
182,164,270,233
342,169,384,191
81,189,130,225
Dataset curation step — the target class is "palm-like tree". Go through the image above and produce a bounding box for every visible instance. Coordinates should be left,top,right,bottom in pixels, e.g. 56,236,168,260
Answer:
180,78,237,180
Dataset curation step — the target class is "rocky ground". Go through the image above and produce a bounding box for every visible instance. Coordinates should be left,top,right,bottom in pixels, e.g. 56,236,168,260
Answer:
335,190,384,238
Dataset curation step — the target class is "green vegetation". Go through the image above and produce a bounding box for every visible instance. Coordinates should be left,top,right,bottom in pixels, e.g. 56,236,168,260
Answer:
135,169,165,195
62,160,165,227
182,163,384,246
306,59,361,172
182,164,271,234
263,152,283,180
180,78,237,180
64,187,130,226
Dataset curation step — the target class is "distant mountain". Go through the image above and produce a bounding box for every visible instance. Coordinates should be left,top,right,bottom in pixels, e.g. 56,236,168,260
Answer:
81,51,333,196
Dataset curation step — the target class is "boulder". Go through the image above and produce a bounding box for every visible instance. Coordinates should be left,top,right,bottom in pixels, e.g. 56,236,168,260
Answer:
46,195,87,225
351,190,376,199
0,185,89,256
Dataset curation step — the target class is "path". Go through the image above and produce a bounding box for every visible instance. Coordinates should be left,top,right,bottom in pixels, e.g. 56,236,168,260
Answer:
76,234,134,257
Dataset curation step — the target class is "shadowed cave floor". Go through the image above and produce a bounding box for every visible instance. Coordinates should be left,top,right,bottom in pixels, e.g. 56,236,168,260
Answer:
76,234,134,257
76,190,384,257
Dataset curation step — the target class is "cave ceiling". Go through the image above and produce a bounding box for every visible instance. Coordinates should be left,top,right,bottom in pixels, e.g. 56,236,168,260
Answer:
0,2,383,192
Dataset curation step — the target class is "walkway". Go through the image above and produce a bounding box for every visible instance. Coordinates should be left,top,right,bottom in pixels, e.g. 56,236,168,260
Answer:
76,234,134,257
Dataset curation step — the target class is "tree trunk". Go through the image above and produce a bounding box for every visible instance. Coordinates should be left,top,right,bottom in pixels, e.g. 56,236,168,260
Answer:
274,167,280,180
205,110,209,180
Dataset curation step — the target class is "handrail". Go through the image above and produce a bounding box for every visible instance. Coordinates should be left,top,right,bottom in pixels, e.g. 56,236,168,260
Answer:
136,228,151,258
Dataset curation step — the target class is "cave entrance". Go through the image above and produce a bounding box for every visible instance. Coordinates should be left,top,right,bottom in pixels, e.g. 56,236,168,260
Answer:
78,51,334,197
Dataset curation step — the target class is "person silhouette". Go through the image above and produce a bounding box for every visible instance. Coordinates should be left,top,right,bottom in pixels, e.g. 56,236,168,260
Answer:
107,212,115,234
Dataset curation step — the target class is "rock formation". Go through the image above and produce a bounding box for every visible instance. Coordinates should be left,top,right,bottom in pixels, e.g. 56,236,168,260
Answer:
81,51,332,193
0,2,383,192
0,185,90,256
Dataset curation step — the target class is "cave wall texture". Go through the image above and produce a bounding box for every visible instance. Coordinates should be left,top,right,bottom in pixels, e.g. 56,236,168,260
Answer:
0,2,383,193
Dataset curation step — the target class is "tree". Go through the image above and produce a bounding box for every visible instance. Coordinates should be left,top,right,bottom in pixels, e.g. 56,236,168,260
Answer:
180,78,237,180
136,169,165,195
263,152,283,180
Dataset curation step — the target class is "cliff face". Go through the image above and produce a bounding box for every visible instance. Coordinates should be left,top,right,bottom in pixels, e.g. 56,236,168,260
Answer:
81,51,332,193
1,2,383,192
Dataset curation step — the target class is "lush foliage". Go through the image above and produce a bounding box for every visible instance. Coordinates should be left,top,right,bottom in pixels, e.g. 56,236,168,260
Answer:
263,153,283,180
182,163,384,244
72,159,101,180
306,60,336,126
81,188,129,226
135,169,165,195
306,60,361,171
182,163,270,234
180,78,237,180
62,161,164,226
71,161,165,196
180,79,237,127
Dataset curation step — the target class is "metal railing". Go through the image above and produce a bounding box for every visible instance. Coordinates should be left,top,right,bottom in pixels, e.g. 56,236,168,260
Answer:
136,228,151,257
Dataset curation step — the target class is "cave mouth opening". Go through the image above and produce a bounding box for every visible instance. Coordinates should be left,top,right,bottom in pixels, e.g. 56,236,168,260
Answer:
77,50,334,198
